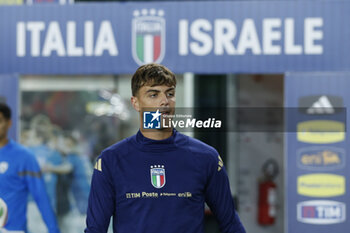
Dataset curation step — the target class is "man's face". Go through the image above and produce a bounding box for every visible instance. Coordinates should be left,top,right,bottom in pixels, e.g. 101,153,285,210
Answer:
0,113,11,140
132,85,176,114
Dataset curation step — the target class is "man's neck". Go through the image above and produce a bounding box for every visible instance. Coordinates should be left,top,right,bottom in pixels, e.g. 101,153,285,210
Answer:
0,137,9,148
140,128,173,140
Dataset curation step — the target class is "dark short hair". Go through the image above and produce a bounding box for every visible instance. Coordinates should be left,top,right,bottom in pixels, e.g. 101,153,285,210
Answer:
0,103,11,120
131,63,176,96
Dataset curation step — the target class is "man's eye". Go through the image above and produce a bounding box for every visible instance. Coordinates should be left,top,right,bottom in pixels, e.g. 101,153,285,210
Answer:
167,93,174,97
150,93,157,98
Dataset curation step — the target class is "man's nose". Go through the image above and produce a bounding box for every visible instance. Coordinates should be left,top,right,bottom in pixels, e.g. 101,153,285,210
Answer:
160,93,169,106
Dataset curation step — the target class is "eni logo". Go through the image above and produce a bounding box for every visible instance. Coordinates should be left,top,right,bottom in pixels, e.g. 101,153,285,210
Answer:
297,174,345,197
297,147,345,171
297,120,345,144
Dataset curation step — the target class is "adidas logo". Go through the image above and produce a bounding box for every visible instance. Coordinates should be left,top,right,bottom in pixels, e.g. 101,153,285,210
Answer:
94,158,102,172
299,95,343,115
307,95,334,114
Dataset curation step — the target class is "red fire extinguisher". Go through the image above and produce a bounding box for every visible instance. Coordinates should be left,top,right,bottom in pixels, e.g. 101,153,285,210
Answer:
258,159,279,225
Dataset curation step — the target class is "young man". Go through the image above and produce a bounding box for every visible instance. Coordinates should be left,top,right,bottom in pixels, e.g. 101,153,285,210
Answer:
0,103,60,233
85,64,246,233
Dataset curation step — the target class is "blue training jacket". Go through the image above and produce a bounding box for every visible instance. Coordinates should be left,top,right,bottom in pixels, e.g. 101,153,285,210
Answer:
0,140,60,233
85,130,246,233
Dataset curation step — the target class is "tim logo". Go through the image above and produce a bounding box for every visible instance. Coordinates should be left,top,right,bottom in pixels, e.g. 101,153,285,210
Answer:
132,9,166,65
297,200,346,224
297,147,345,171
143,109,161,129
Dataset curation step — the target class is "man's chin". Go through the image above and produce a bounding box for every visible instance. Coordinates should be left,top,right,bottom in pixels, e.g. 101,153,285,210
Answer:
157,126,173,131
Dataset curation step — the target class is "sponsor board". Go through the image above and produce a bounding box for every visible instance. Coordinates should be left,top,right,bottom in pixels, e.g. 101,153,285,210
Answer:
297,173,345,197
297,120,345,144
297,200,346,224
297,147,345,171
2,2,348,75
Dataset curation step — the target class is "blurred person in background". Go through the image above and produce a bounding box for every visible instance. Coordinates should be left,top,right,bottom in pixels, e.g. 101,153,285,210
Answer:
56,133,92,233
0,103,60,233
25,116,67,210
24,117,72,233
85,64,246,233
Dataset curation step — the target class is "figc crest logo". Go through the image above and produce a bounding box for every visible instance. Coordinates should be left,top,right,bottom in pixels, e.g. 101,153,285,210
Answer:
150,165,166,189
132,9,166,65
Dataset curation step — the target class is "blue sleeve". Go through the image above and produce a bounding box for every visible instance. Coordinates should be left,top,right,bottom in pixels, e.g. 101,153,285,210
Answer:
204,153,246,233
68,155,91,214
24,152,61,233
85,155,115,233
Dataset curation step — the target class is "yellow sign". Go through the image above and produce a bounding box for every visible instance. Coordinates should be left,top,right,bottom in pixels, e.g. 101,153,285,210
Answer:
0,0,23,5
297,120,345,144
297,174,345,197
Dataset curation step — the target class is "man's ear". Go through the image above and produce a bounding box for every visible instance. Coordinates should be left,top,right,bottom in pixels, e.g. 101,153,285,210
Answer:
131,96,140,112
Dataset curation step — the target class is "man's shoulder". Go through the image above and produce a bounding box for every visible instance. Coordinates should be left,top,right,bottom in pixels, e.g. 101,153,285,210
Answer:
183,134,218,158
182,135,223,171
5,141,38,169
8,140,35,158
99,135,134,159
